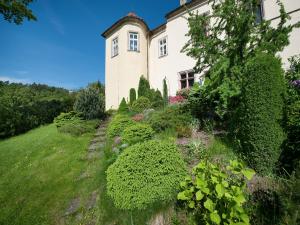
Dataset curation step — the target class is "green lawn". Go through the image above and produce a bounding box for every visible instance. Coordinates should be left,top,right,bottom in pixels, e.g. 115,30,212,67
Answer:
0,124,101,225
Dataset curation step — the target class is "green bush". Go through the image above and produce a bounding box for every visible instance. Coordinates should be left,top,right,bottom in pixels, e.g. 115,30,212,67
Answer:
138,76,150,98
121,123,154,145
129,88,136,105
150,89,164,109
58,119,99,136
107,114,135,138
118,97,129,113
131,96,151,112
177,160,255,225
237,53,285,175
176,126,192,138
74,86,105,120
53,111,82,128
106,140,187,210
147,104,192,132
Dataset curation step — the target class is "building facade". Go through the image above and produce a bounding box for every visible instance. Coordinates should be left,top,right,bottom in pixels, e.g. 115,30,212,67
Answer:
102,0,300,110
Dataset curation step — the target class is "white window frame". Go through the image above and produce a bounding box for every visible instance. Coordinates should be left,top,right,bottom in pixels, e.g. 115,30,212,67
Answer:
179,70,195,90
128,31,139,52
158,36,168,58
111,36,119,57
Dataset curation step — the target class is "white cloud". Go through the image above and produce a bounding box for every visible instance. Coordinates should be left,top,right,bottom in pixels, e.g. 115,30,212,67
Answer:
0,76,31,84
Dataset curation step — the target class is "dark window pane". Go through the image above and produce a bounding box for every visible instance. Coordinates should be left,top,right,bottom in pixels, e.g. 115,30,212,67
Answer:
181,73,187,79
181,80,187,89
188,79,194,87
188,72,194,78
255,3,263,23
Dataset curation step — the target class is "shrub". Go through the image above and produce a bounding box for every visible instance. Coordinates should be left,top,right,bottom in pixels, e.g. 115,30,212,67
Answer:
237,53,285,175
74,86,105,120
121,123,154,145
177,160,255,225
131,96,151,112
129,88,136,105
106,140,187,210
118,97,129,113
53,111,82,128
169,95,186,104
58,119,99,136
137,76,150,98
176,126,192,138
163,78,168,106
107,114,135,138
147,104,192,132
149,89,164,109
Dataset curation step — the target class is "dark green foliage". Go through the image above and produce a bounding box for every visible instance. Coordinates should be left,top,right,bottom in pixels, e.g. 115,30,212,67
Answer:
0,0,36,24
0,82,74,138
137,76,150,98
149,89,164,109
74,85,105,120
147,104,192,133
129,88,136,105
107,114,135,138
279,55,300,174
131,96,151,112
106,140,187,210
118,97,129,113
163,78,168,106
237,53,285,175
88,80,105,95
176,126,192,138
53,111,82,128
178,160,255,225
184,0,300,119
121,123,154,145
58,119,99,136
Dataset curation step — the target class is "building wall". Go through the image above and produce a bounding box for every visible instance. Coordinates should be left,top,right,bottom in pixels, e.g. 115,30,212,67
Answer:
263,0,300,68
105,23,148,110
148,1,211,96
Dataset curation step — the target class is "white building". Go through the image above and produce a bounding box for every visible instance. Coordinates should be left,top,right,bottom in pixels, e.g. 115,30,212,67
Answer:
102,0,300,110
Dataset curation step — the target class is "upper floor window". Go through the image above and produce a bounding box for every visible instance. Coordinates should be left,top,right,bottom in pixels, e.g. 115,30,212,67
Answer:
179,70,195,89
159,36,168,57
255,0,264,23
112,37,118,57
129,32,139,51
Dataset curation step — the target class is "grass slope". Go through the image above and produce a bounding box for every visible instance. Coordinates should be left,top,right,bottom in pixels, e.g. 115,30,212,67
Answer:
0,124,100,225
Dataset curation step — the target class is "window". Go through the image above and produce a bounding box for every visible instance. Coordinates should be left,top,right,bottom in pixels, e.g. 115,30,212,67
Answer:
255,0,264,23
179,71,195,89
112,37,118,57
128,32,139,51
158,36,167,57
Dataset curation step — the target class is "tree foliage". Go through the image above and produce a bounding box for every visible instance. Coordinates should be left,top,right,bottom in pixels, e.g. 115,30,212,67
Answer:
0,81,74,138
131,96,151,112
121,123,154,145
0,0,36,24
184,0,300,118
74,85,105,120
137,76,150,98
163,78,168,106
118,97,129,113
107,140,187,210
237,53,285,175
129,88,136,105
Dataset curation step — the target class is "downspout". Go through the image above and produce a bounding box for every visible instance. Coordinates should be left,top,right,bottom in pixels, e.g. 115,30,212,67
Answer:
146,31,149,81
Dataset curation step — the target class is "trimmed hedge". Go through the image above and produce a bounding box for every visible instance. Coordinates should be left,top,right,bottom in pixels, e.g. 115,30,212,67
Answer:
106,140,187,210
237,53,285,174
54,111,82,128
121,123,154,145
107,114,135,138
131,96,151,112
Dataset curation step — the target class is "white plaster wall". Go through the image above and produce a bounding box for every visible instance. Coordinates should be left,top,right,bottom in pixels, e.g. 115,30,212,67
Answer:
105,23,148,110
148,1,211,96
263,0,300,68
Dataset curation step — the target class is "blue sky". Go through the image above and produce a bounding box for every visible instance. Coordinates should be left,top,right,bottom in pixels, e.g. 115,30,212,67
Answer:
0,0,179,90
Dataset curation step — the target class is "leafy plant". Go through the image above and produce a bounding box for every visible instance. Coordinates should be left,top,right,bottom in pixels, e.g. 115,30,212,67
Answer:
131,96,151,112
137,76,150,98
177,160,255,225
53,111,82,128
163,78,168,106
106,140,187,210
237,53,285,175
74,85,105,120
176,126,192,138
121,123,154,145
118,97,129,113
107,114,135,138
129,88,136,105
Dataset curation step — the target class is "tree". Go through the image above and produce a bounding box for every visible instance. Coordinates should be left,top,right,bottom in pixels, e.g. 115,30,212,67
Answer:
183,0,300,119
129,88,136,105
137,76,150,98
74,86,105,120
237,53,285,175
118,97,128,113
0,0,36,25
163,78,168,106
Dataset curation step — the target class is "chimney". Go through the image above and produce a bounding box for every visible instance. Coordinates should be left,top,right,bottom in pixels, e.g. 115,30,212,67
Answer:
180,0,187,6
